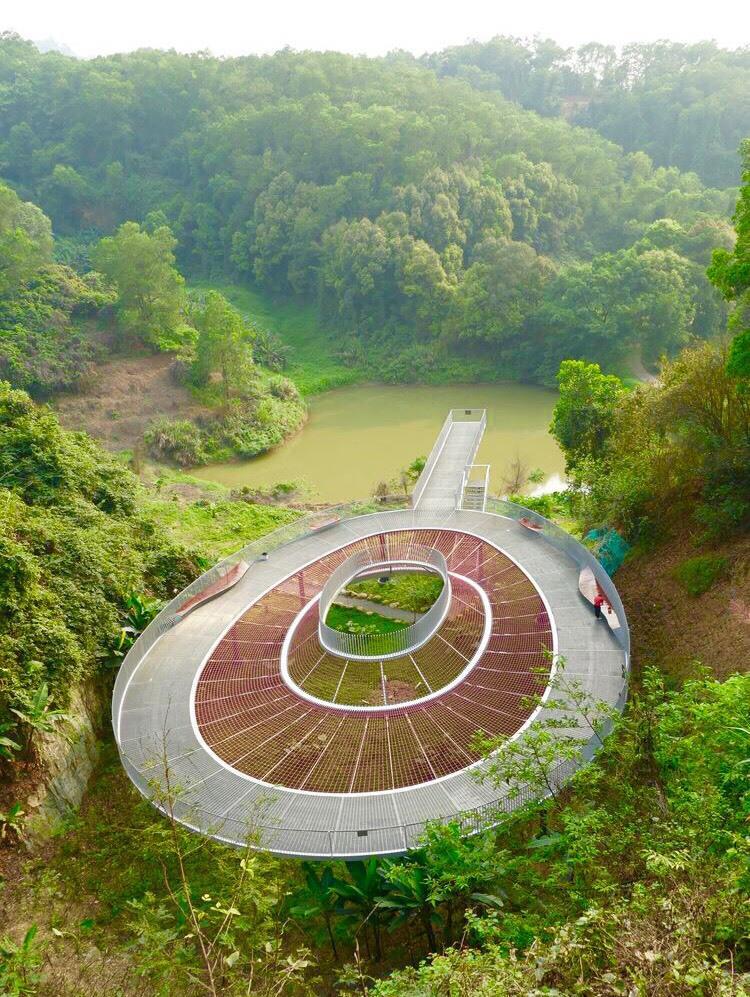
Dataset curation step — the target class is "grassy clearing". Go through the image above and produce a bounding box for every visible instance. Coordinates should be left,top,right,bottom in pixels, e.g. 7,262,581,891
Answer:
190,282,522,392
615,528,750,682
346,571,443,614
191,281,362,395
325,603,408,635
139,465,301,560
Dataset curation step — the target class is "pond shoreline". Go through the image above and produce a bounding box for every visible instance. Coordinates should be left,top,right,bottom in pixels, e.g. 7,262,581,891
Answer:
191,382,565,504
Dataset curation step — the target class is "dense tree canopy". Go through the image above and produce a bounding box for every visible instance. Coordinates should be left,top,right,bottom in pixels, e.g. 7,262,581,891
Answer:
0,181,115,394
426,37,750,188
551,344,750,538
709,140,750,378
0,34,737,381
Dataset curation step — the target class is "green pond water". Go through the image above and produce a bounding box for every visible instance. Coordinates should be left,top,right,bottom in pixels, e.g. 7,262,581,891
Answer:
193,383,565,503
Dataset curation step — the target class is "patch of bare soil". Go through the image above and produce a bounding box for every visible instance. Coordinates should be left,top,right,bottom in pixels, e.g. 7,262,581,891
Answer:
616,528,750,682
368,680,419,705
53,353,211,452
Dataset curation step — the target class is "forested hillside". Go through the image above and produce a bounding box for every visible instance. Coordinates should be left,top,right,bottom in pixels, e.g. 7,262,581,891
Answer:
0,176,306,464
426,38,750,188
0,33,737,382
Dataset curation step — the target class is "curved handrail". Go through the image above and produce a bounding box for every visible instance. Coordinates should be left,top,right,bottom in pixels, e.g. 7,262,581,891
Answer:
317,545,450,659
485,498,630,657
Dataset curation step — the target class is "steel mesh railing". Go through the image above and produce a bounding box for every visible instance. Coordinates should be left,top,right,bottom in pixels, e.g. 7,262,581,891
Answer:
486,497,630,657
112,500,405,738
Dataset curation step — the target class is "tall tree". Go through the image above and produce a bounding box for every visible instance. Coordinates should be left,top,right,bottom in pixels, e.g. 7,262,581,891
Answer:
92,222,184,346
0,182,52,298
708,139,750,379
190,290,254,400
550,360,625,474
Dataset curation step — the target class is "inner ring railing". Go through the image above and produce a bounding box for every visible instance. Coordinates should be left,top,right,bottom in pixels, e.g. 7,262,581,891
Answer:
317,544,451,659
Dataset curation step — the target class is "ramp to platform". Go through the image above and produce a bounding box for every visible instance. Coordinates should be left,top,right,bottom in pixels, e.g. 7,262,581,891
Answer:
412,409,486,511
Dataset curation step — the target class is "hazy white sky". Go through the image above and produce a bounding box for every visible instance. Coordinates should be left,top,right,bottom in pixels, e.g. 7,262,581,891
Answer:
4,0,749,59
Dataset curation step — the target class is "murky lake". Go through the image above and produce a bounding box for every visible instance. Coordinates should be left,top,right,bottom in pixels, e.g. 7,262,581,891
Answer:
192,383,565,502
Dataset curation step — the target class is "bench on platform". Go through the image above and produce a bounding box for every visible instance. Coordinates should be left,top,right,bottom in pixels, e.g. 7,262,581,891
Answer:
310,516,341,532
578,566,621,631
519,516,544,533
174,561,249,621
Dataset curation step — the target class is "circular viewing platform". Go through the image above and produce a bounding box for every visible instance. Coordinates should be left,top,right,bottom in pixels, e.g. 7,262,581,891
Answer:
113,502,629,859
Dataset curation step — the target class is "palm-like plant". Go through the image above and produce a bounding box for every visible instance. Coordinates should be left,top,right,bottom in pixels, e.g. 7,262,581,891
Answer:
115,592,164,657
0,719,21,760
287,863,344,958
11,683,71,740
377,860,442,952
331,858,390,961
0,802,25,842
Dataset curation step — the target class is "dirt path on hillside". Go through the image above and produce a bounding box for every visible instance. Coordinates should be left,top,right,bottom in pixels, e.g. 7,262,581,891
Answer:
53,354,211,452
628,348,660,385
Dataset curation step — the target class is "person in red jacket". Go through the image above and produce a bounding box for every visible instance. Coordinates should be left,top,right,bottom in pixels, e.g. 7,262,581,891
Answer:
594,593,605,620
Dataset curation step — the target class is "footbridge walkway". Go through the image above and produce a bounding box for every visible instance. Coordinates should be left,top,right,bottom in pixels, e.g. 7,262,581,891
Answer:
112,410,630,860
412,409,487,512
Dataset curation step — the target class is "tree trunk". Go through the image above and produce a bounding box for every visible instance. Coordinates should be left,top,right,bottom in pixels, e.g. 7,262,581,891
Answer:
325,914,338,960
421,910,437,952
373,917,382,961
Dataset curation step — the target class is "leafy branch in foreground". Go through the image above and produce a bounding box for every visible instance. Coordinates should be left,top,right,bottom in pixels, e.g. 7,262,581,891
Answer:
133,729,317,996
473,655,618,806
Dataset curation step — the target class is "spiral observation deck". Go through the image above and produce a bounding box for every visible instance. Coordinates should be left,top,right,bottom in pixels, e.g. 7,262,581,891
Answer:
113,411,630,858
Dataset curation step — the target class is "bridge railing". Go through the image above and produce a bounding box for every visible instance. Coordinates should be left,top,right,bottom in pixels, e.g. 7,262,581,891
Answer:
411,411,454,508
456,463,490,512
461,409,486,469
411,408,486,509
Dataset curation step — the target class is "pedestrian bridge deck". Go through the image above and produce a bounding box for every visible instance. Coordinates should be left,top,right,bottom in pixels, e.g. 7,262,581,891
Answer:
112,410,630,859
412,410,486,512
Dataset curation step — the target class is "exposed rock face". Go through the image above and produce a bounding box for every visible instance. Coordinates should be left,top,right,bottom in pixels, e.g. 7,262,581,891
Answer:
26,680,108,839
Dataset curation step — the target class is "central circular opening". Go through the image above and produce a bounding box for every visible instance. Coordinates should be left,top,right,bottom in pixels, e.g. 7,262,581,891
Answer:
317,546,451,661
325,564,444,644
284,573,489,709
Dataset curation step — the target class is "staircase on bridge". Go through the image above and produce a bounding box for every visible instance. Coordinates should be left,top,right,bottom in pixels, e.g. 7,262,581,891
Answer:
412,410,490,512
460,464,490,512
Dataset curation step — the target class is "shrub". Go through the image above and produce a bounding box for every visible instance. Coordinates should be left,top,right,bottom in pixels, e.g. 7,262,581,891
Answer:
0,385,202,703
268,375,301,402
168,357,193,385
674,554,728,596
144,418,207,467
251,327,290,370
507,492,555,518
381,344,440,384
206,395,306,459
